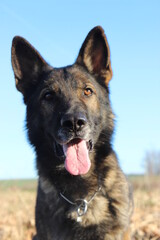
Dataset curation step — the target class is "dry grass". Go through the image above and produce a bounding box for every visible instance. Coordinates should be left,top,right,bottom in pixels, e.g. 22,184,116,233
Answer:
0,180,36,240
130,175,160,240
0,176,160,240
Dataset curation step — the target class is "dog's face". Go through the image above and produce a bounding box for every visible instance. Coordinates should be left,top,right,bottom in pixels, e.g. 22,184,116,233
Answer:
11,26,113,176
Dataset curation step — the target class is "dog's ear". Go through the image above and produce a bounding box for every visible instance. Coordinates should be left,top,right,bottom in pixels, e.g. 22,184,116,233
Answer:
76,26,112,85
11,36,49,99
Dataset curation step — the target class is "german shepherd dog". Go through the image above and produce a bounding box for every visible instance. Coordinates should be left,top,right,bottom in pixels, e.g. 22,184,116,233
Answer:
11,26,133,240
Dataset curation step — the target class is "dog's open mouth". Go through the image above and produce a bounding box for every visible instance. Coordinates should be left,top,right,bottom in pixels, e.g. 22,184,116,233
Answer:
63,139,92,176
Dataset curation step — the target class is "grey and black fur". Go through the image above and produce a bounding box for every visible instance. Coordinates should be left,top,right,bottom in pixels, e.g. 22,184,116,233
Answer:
11,26,133,240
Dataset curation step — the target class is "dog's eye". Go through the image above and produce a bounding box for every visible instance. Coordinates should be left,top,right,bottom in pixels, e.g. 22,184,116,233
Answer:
84,88,93,97
43,92,54,101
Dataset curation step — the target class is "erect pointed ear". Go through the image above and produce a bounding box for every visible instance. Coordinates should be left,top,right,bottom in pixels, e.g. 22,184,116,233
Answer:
76,26,112,85
11,36,49,99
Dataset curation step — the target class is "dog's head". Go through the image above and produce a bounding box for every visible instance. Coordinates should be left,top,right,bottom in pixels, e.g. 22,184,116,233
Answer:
11,26,114,176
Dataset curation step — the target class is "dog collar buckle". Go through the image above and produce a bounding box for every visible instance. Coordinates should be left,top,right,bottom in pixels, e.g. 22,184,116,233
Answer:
76,199,88,217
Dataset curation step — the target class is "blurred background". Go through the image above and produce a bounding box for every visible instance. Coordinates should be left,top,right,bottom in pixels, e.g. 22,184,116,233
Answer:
0,1,160,239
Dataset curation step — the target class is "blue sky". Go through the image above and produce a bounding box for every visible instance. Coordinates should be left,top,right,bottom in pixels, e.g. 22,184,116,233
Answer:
0,0,160,179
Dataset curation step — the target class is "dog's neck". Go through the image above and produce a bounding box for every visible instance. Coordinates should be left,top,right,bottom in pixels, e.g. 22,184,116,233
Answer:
59,185,102,222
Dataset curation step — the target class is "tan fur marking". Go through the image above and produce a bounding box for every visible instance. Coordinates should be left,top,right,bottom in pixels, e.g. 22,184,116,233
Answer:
122,227,131,240
105,169,117,189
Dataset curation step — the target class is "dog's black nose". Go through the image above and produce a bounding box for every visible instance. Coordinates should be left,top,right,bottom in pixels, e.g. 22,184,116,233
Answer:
61,113,87,131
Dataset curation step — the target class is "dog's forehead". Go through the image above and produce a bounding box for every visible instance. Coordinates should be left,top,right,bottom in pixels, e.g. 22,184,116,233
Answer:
44,66,95,89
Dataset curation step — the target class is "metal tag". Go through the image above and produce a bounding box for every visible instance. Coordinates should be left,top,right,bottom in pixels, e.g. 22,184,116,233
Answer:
77,199,88,217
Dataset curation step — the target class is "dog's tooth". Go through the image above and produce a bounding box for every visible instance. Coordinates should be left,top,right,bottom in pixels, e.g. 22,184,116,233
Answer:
62,144,67,157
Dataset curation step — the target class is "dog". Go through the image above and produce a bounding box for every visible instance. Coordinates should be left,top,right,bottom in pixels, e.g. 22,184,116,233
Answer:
11,26,133,240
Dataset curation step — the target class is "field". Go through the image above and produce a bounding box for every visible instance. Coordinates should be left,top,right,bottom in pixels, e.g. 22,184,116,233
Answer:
0,176,160,240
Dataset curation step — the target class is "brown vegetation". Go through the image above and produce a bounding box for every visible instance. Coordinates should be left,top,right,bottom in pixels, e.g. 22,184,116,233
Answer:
0,176,159,240
130,175,160,239
0,180,36,240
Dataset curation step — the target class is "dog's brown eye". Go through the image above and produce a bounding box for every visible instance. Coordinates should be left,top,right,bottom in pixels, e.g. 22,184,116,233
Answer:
44,92,54,101
84,88,93,97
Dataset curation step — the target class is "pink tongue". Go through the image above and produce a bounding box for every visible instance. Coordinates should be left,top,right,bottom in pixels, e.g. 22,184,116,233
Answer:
63,140,91,175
